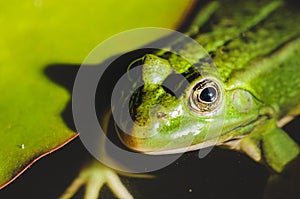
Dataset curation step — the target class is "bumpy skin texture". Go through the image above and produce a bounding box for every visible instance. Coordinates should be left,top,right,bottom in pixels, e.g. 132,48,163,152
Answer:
119,0,300,172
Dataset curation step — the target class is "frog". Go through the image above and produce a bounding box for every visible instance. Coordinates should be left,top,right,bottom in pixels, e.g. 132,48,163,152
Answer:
60,0,300,198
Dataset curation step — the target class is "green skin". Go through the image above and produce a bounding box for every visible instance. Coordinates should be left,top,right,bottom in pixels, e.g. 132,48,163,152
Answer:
118,0,300,173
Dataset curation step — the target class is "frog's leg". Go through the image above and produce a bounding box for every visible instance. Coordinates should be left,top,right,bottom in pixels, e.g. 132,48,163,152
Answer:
234,120,299,172
59,162,133,199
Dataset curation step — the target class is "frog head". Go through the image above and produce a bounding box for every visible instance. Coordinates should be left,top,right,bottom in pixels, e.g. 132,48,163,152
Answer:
114,53,266,154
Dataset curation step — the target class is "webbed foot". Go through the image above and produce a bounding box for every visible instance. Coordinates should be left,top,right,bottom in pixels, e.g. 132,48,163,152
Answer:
60,162,133,199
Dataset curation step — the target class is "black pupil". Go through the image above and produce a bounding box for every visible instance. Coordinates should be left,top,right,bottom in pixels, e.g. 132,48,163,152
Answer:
199,87,216,102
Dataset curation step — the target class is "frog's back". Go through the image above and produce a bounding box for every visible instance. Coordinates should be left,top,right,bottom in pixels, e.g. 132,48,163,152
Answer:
195,0,300,119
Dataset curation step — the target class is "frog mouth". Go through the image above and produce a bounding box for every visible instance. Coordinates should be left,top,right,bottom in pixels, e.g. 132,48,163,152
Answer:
217,115,269,147
142,139,219,155
140,115,268,155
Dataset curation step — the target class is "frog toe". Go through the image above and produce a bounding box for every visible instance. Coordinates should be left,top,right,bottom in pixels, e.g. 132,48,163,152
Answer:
59,162,133,199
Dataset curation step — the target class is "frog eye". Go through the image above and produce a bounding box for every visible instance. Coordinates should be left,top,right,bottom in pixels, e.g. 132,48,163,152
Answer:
188,78,222,114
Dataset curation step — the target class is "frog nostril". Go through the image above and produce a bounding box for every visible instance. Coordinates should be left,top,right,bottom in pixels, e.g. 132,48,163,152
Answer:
157,112,167,119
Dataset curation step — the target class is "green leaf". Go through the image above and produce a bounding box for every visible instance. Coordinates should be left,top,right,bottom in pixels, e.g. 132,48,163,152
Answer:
0,0,192,188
